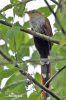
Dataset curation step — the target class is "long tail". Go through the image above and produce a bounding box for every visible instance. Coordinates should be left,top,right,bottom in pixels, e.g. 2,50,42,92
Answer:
33,36,52,100
41,61,52,100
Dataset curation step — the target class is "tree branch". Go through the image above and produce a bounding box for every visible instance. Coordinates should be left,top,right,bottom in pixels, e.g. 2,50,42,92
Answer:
44,0,66,35
0,50,13,64
0,50,61,100
0,50,19,68
0,20,60,44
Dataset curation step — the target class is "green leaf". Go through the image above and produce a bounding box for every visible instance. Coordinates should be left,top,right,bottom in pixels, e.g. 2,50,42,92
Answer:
21,32,29,44
60,36,66,45
38,5,55,16
35,72,40,83
50,44,59,58
6,26,20,39
54,10,61,31
61,16,66,29
31,51,39,59
17,45,29,59
51,44,66,59
0,4,13,12
1,80,27,100
34,73,41,94
0,13,7,20
54,22,61,31
23,21,30,28
2,80,27,92
14,22,22,27
0,93,9,100
0,24,9,40
6,22,29,53
31,51,40,66
52,69,66,97
6,64,15,69
10,0,19,4
55,9,66,30
51,44,66,58
6,28,29,53
58,45,66,57
52,32,64,41
26,38,34,46
13,3,26,17
27,91,41,100
5,74,18,86
0,44,11,59
7,17,13,22
0,68,17,80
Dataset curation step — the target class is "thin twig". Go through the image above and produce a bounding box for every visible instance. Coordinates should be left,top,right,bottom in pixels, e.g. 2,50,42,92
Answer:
40,64,66,96
0,50,61,100
45,65,66,86
0,20,60,44
44,0,66,34
0,58,66,65
50,0,61,7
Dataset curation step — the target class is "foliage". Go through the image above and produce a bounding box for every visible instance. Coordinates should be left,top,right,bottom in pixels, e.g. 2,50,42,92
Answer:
0,0,66,100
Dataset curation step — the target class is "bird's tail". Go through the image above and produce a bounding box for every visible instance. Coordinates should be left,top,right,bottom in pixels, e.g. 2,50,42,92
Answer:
41,61,52,100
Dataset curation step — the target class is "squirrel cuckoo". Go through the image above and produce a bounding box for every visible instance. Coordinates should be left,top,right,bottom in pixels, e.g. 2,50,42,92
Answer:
26,10,53,100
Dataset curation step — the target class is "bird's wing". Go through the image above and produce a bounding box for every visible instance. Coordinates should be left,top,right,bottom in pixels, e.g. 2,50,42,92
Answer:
44,17,53,37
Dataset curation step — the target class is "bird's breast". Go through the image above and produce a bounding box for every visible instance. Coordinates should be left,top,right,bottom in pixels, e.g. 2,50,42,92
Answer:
30,16,45,33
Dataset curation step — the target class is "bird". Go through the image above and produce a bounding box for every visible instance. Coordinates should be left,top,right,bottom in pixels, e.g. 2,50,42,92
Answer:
26,10,53,100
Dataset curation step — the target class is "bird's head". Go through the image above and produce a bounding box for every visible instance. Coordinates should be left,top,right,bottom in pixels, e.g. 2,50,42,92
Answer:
25,10,43,19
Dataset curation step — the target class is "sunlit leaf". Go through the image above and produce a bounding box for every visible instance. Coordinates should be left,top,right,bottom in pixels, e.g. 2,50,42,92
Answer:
13,3,26,17
23,21,30,28
0,4,13,12
52,32,64,41
35,72,40,83
5,74,18,86
31,51,39,59
26,38,34,46
0,13,7,20
10,0,19,4
38,5,55,16
60,36,66,45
